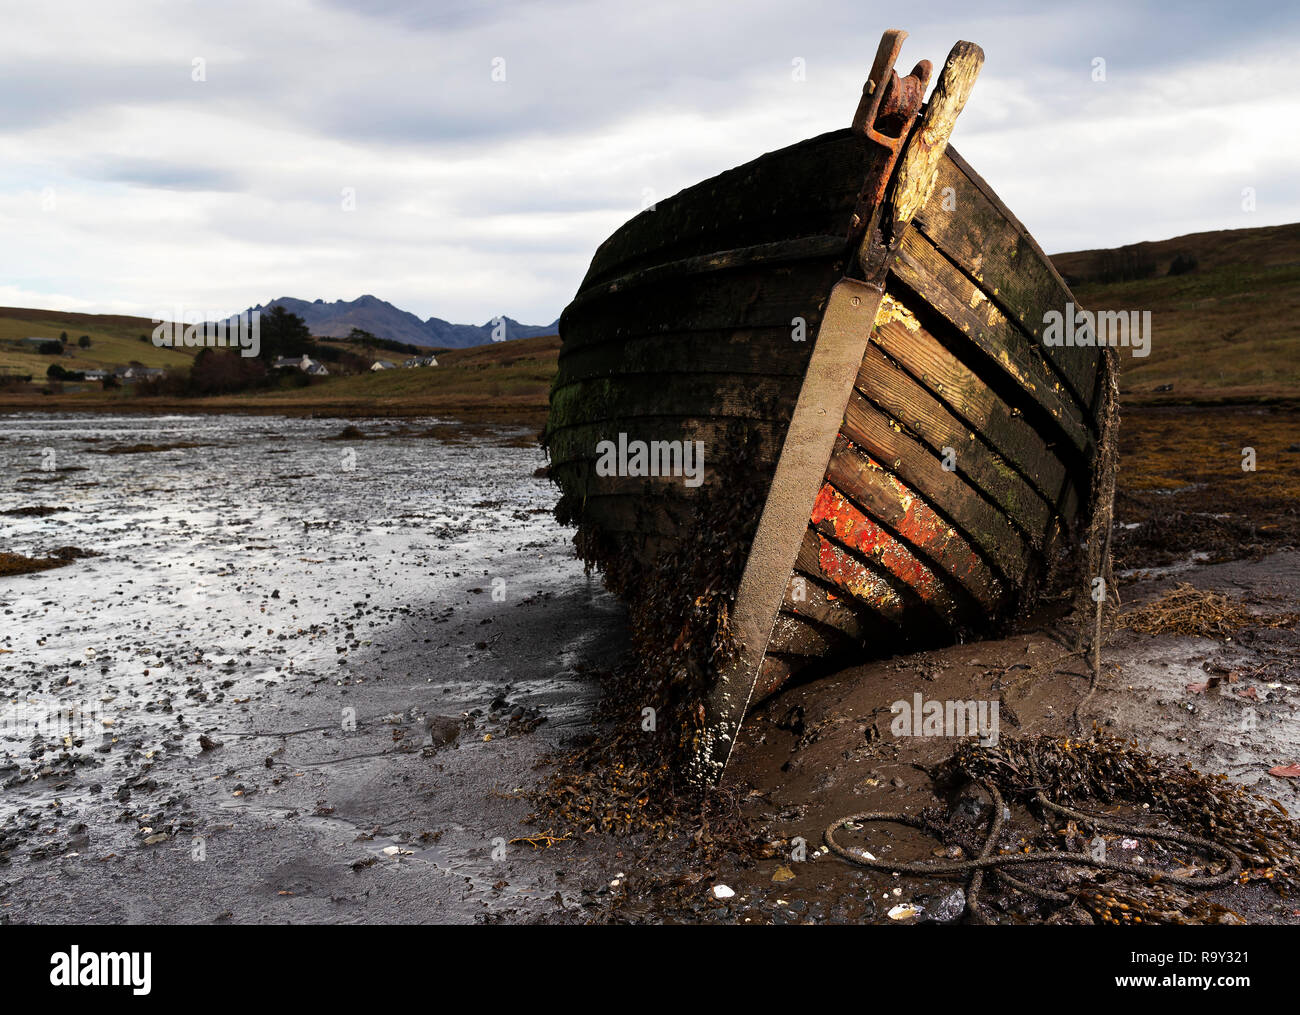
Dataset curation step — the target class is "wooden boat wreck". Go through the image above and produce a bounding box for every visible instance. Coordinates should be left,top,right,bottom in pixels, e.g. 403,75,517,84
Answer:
543,31,1112,783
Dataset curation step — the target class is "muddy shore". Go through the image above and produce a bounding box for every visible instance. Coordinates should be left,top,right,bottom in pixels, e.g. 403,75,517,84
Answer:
2,406,1298,924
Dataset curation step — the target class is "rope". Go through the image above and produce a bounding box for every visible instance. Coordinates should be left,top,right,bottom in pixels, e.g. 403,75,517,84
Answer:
823,757,1241,923
1071,343,1121,732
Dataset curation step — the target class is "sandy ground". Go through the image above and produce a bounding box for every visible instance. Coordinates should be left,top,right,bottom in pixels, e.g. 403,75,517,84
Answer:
2,410,1298,924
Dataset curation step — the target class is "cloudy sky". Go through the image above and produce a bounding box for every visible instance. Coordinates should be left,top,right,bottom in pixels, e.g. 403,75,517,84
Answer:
3,0,1297,325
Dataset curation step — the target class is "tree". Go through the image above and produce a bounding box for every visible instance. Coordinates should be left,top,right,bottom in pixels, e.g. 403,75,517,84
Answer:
258,306,312,361
187,347,267,395
60,331,68,343
78,335,91,348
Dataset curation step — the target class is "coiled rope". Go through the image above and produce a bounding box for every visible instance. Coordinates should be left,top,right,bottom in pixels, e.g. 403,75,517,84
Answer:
824,758,1241,923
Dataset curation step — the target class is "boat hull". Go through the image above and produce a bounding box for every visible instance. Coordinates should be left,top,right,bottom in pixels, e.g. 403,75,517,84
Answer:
543,36,1106,778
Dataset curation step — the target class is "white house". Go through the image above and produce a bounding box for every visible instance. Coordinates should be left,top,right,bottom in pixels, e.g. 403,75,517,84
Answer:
402,355,438,368
370,359,397,371
272,354,327,374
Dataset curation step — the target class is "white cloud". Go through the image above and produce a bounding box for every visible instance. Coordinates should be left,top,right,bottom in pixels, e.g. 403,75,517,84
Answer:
0,0,1297,322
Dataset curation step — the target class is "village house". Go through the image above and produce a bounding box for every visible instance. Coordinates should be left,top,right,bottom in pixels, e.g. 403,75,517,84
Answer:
369,359,397,371
271,354,329,376
113,366,165,382
401,355,439,368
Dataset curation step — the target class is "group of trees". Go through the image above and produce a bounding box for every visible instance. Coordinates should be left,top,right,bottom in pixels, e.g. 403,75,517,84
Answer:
37,332,91,354
136,308,329,397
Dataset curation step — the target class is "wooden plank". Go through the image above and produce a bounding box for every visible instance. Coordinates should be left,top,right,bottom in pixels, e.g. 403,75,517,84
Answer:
841,388,1029,579
753,654,798,702
824,437,1006,611
855,342,1054,542
889,41,984,235
793,527,928,638
891,229,1094,456
869,308,1081,516
551,328,812,391
914,152,1100,410
809,480,969,630
549,373,799,431
560,259,844,351
583,129,878,288
781,567,899,645
768,610,855,658
570,235,847,311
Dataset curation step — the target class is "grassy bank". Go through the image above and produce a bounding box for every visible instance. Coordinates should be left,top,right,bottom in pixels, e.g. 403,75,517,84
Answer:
0,333,559,425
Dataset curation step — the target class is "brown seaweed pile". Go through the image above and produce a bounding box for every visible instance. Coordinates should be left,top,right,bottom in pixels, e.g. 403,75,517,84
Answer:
1120,581,1300,638
940,731,1300,903
0,546,99,577
533,424,773,840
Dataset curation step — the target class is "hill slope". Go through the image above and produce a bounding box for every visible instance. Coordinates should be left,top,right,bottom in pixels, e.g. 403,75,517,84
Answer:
1049,222,1300,400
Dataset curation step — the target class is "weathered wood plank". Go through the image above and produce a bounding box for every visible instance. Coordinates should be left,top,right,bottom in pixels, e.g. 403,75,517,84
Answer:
841,389,1029,579
823,437,1006,611
855,341,1054,543
570,235,847,312
792,527,919,634
869,306,1080,516
891,229,1094,456
889,41,984,235
768,610,855,658
560,259,843,352
552,327,815,389
781,567,898,645
550,373,799,432
809,480,970,630
914,151,1100,410
583,129,879,288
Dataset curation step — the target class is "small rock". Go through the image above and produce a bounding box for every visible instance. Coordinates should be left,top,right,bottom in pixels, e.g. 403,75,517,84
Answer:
711,884,735,900
921,888,966,924
199,734,223,752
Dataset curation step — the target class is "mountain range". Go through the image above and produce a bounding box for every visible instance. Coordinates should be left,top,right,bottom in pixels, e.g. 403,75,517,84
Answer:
253,295,559,349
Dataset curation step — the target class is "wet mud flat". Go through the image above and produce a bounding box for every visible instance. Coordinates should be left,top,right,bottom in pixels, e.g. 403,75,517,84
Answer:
1,405,1297,925
0,412,630,923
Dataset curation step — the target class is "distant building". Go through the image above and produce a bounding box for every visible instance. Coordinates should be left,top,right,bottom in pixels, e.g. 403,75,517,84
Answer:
369,360,397,371
272,354,329,375
81,369,109,381
112,366,164,382
401,355,438,368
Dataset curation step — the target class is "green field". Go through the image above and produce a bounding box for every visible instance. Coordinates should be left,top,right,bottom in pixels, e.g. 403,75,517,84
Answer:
1054,222,1300,401
0,306,199,377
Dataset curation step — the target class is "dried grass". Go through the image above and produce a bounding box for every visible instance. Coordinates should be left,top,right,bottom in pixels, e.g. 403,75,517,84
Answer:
1121,582,1300,638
